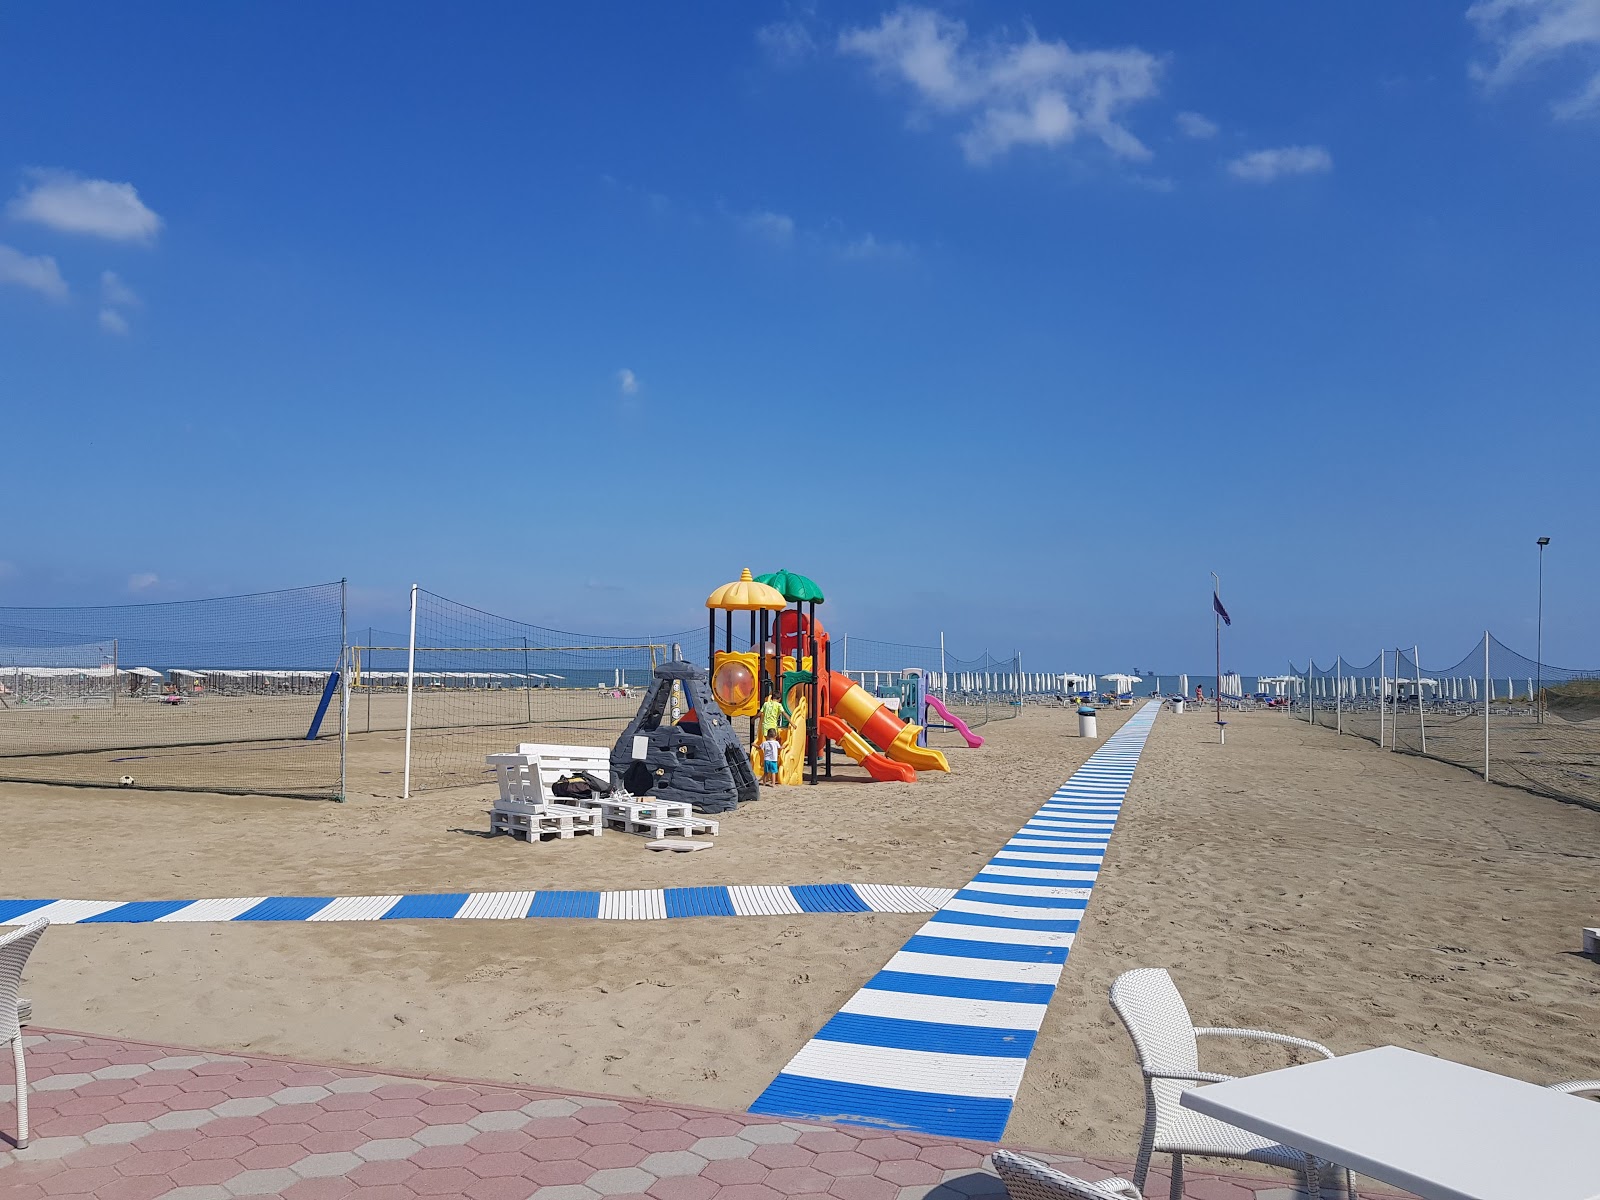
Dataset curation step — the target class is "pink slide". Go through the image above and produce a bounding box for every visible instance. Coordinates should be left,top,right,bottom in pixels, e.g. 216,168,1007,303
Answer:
925,694,984,748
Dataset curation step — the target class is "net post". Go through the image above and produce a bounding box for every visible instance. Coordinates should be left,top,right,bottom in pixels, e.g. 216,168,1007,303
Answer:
1483,631,1491,783
339,579,348,802
403,584,418,799
1378,647,1386,748
939,632,946,700
1415,644,1426,755
1336,657,1342,735
111,638,118,711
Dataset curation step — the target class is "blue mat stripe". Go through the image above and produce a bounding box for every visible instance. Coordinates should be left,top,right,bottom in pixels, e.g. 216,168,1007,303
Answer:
0,900,53,923
748,1074,1015,1141
236,897,334,922
750,701,1162,1142
813,1012,1037,1058
383,893,470,920
79,900,194,924
0,884,952,925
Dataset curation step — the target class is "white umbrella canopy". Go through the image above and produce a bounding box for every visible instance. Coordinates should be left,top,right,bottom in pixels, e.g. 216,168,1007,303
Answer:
1102,673,1142,692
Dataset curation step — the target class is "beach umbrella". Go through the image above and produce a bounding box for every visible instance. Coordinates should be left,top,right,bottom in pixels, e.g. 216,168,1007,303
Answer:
1179,673,1188,697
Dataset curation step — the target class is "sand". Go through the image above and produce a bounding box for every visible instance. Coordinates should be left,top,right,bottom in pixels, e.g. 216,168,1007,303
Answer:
5,704,1598,1160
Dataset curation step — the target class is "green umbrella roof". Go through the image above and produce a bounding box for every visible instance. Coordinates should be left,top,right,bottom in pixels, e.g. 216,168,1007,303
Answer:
754,569,825,604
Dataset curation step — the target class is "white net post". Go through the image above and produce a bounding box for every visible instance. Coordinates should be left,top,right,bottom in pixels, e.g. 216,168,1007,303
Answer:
339,579,349,802
1483,631,1491,783
403,583,418,799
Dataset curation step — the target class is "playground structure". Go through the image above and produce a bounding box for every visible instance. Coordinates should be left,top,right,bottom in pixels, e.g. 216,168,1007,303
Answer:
702,569,967,786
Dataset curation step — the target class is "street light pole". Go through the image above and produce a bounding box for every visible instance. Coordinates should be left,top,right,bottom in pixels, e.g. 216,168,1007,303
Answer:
1536,536,1550,724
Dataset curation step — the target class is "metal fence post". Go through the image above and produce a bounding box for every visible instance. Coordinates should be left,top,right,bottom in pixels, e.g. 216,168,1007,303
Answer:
1378,647,1387,748
339,578,348,802
1483,631,1491,783
402,583,418,799
1415,644,1427,755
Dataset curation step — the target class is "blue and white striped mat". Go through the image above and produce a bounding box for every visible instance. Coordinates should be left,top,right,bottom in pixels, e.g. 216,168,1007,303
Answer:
0,883,955,925
748,700,1162,1142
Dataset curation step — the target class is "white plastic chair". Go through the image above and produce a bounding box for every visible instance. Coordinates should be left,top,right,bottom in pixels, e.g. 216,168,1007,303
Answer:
1548,1080,1600,1098
1110,968,1353,1200
992,1151,1142,1200
2,919,49,1150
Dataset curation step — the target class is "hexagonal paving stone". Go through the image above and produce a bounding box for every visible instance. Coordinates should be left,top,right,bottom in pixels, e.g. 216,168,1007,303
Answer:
701,1157,768,1186
354,1137,424,1161
736,1123,804,1146
411,1166,488,1196
858,1138,920,1163
814,1151,880,1178
623,1110,684,1133
84,1122,155,1146
797,1130,860,1154
765,1166,839,1194
638,1150,708,1179
919,1145,985,1170
223,1166,304,1195
470,1109,531,1133
691,1135,756,1161
464,1178,542,1200
874,1159,944,1187
412,1144,478,1170
526,1159,597,1188
586,1167,658,1196
644,1176,719,1200
530,1186,600,1200
323,1076,391,1094
290,1151,365,1178
751,1142,813,1169
828,1174,901,1200
521,1098,581,1119
237,1144,304,1170
413,1122,481,1147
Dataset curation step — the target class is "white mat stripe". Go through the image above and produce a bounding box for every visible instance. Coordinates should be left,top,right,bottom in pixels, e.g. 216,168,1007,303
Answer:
155,897,266,923
883,950,1064,986
781,1040,1028,1099
839,987,1051,1030
8,900,122,925
307,895,403,921
728,885,805,917
598,890,668,920
458,891,538,919
913,919,1076,948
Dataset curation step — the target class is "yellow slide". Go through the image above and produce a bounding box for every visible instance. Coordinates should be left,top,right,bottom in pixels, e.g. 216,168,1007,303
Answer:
748,693,809,785
886,723,951,773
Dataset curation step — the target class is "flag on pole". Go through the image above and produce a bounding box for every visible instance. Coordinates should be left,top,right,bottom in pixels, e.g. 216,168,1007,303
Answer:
1213,592,1231,626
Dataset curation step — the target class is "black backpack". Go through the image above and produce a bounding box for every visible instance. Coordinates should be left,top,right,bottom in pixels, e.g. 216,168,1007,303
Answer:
551,770,611,800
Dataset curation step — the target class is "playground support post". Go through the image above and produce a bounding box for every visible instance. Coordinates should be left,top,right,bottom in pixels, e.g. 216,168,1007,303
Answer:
403,583,417,799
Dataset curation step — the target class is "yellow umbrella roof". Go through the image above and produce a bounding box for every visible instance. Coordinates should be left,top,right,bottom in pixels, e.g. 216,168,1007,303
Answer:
706,567,787,611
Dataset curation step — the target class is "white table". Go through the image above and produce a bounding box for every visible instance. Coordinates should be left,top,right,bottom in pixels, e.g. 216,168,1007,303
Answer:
1180,1045,1600,1200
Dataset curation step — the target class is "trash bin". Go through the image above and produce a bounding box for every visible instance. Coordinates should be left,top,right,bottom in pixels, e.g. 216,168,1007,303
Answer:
1172,699,1184,715
1077,706,1098,739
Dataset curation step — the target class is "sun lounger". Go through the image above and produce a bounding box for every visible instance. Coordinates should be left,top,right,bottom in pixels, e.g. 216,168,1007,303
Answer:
993,1150,1142,1200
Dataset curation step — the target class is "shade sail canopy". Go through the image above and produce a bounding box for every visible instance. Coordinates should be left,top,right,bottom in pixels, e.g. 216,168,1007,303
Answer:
754,569,825,604
705,568,787,612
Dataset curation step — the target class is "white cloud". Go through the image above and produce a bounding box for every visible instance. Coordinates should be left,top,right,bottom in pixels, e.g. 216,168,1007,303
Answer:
838,6,1162,164
617,368,639,396
100,270,140,308
1469,0,1600,117
9,169,163,242
128,572,159,592
758,18,817,63
0,243,69,300
1226,144,1333,182
837,232,913,261
741,209,797,243
1176,110,1219,138
99,308,130,335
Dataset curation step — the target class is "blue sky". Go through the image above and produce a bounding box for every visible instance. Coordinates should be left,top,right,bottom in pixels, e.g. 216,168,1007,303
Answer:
2,1,1596,672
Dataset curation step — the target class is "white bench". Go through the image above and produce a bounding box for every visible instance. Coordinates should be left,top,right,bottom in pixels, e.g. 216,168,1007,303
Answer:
483,744,612,845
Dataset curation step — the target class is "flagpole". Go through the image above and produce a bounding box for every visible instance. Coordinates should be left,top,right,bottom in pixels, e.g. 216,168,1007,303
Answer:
1211,571,1222,729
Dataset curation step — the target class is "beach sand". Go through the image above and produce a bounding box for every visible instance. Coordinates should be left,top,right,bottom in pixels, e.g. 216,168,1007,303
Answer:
5,704,1598,1159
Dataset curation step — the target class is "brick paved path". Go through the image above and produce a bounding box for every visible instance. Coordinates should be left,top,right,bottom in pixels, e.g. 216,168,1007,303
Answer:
0,1031,1400,1199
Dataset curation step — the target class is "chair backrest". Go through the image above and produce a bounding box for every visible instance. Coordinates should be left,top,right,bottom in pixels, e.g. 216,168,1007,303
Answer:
1109,968,1201,1120
991,1150,1143,1200
0,919,49,1042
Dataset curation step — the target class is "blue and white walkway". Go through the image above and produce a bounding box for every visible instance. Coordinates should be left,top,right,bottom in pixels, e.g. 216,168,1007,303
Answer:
749,700,1162,1143
0,883,954,925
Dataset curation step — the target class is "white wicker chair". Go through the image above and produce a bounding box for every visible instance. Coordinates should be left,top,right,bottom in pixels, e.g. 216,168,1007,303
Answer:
1109,968,1353,1200
2,919,49,1150
1548,1080,1600,1098
992,1150,1143,1200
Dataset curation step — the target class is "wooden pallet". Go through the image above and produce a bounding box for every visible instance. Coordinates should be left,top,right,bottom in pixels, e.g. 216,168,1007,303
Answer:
488,801,603,843
603,813,720,840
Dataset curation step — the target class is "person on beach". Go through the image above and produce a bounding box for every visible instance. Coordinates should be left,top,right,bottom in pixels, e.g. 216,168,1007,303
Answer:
760,731,782,786
759,685,784,738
